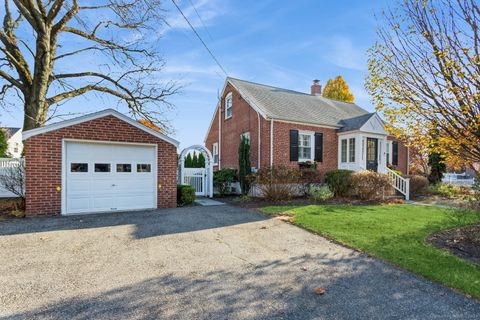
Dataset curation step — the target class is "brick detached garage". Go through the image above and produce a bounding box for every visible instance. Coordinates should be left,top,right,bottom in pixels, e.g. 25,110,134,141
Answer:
22,109,179,216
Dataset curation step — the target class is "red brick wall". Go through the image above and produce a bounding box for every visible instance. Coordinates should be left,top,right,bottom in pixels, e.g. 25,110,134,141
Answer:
205,83,265,170
25,115,177,216
271,121,338,175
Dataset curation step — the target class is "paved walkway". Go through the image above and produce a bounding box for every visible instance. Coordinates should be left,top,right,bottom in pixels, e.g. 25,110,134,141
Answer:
0,205,479,319
195,197,225,206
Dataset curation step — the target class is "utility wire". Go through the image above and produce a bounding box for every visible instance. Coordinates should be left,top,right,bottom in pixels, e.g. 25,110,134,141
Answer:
171,0,228,77
187,0,214,41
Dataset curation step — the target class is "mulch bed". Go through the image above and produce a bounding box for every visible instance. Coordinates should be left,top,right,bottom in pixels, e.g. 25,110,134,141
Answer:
427,224,480,266
216,195,403,210
0,198,25,219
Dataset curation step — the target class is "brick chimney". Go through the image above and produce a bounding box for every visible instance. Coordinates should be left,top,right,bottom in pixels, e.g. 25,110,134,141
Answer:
310,79,322,96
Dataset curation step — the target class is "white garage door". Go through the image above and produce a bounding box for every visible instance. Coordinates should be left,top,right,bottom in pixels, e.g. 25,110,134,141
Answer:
65,141,156,215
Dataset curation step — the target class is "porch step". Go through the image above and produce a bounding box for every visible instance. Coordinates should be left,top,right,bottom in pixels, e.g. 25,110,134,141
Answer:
195,197,225,206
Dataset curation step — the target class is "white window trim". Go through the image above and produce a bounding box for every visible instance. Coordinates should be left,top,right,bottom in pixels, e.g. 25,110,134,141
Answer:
349,138,356,163
212,142,219,165
341,138,356,163
341,139,348,163
225,92,233,119
298,131,315,162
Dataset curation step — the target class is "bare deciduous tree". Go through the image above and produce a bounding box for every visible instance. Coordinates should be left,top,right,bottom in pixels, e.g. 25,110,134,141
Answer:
366,0,480,171
0,0,179,132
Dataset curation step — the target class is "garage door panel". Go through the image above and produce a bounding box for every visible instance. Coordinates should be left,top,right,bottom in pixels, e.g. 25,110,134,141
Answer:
114,194,155,209
65,141,157,215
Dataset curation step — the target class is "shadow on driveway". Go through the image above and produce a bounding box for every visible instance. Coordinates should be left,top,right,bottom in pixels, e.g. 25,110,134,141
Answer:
0,205,267,239
4,253,480,320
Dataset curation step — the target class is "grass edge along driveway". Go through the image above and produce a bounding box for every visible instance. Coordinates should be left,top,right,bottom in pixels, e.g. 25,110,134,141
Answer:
260,204,480,299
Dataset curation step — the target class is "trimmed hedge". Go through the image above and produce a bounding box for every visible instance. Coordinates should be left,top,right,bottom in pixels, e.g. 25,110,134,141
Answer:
325,170,353,197
409,175,429,198
177,185,195,206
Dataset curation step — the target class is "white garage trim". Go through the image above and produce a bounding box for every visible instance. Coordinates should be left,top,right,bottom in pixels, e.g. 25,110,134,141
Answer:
61,139,158,215
22,109,179,147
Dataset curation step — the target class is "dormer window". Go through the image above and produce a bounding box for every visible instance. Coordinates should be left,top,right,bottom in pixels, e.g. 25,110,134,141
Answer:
225,92,233,119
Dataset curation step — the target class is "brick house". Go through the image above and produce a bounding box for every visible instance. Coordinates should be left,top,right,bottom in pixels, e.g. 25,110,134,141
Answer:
22,109,179,216
204,77,409,178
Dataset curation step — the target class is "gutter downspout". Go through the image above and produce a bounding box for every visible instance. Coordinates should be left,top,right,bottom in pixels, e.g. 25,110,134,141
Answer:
257,111,261,169
270,119,274,167
218,105,221,170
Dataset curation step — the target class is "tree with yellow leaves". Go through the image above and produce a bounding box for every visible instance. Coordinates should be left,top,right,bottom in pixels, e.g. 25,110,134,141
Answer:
138,119,163,134
322,76,354,102
366,0,480,172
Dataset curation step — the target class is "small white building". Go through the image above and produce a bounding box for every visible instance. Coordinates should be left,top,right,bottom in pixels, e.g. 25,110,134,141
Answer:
2,128,23,158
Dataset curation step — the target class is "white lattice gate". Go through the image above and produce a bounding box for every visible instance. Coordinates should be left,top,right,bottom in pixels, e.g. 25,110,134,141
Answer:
182,168,207,196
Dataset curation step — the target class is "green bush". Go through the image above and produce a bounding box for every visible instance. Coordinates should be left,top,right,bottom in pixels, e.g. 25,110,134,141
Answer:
409,175,429,198
177,185,195,206
325,170,353,197
252,166,302,201
350,170,391,201
427,183,459,198
308,185,334,202
213,168,237,196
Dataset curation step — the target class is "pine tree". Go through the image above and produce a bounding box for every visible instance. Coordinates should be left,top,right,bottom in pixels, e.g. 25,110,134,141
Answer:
238,136,252,195
0,130,8,158
192,152,198,168
198,153,206,168
428,152,446,184
322,75,354,102
185,153,193,168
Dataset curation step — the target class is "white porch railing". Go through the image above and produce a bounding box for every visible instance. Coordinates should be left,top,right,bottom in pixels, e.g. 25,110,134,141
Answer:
386,167,410,201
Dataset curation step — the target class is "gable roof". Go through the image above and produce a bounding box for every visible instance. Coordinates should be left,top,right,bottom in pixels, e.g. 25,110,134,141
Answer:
1,127,21,139
227,77,370,128
22,109,179,147
338,113,376,132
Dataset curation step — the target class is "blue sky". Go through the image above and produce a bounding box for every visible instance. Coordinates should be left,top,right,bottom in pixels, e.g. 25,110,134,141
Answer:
1,0,388,149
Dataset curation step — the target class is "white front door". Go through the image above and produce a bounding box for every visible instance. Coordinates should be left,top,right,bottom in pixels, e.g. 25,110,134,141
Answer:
65,141,156,215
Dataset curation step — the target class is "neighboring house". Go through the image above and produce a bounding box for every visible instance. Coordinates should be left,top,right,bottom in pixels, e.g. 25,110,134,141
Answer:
204,77,409,177
1,127,23,158
22,109,179,216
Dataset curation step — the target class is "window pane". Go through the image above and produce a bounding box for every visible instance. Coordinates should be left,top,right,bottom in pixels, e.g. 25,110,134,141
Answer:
367,140,376,161
299,147,311,160
349,138,355,162
137,164,151,172
341,140,347,163
116,164,131,172
95,163,111,172
71,163,88,172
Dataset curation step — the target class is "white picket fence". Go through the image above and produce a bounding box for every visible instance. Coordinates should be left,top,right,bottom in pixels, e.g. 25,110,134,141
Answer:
442,172,475,187
386,167,410,200
0,158,24,198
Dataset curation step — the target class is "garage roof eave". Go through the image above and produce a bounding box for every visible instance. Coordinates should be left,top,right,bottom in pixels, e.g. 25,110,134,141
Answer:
21,109,180,147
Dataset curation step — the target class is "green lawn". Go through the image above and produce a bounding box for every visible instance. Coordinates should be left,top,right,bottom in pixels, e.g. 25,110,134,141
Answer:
260,204,480,298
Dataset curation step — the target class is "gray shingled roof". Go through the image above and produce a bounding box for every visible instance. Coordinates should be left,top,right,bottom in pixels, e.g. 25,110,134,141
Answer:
1,127,20,138
228,77,370,128
338,113,376,132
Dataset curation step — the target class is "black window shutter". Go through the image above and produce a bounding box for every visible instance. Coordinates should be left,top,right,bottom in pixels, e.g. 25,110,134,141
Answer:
314,132,323,162
290,130,299,161
392,141,399,165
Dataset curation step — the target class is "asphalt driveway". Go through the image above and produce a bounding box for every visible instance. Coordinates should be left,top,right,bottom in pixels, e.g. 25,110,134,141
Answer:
0,205,479,319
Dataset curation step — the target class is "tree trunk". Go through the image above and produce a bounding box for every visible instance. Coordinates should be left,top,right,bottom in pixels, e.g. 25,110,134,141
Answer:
22,32,53,131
